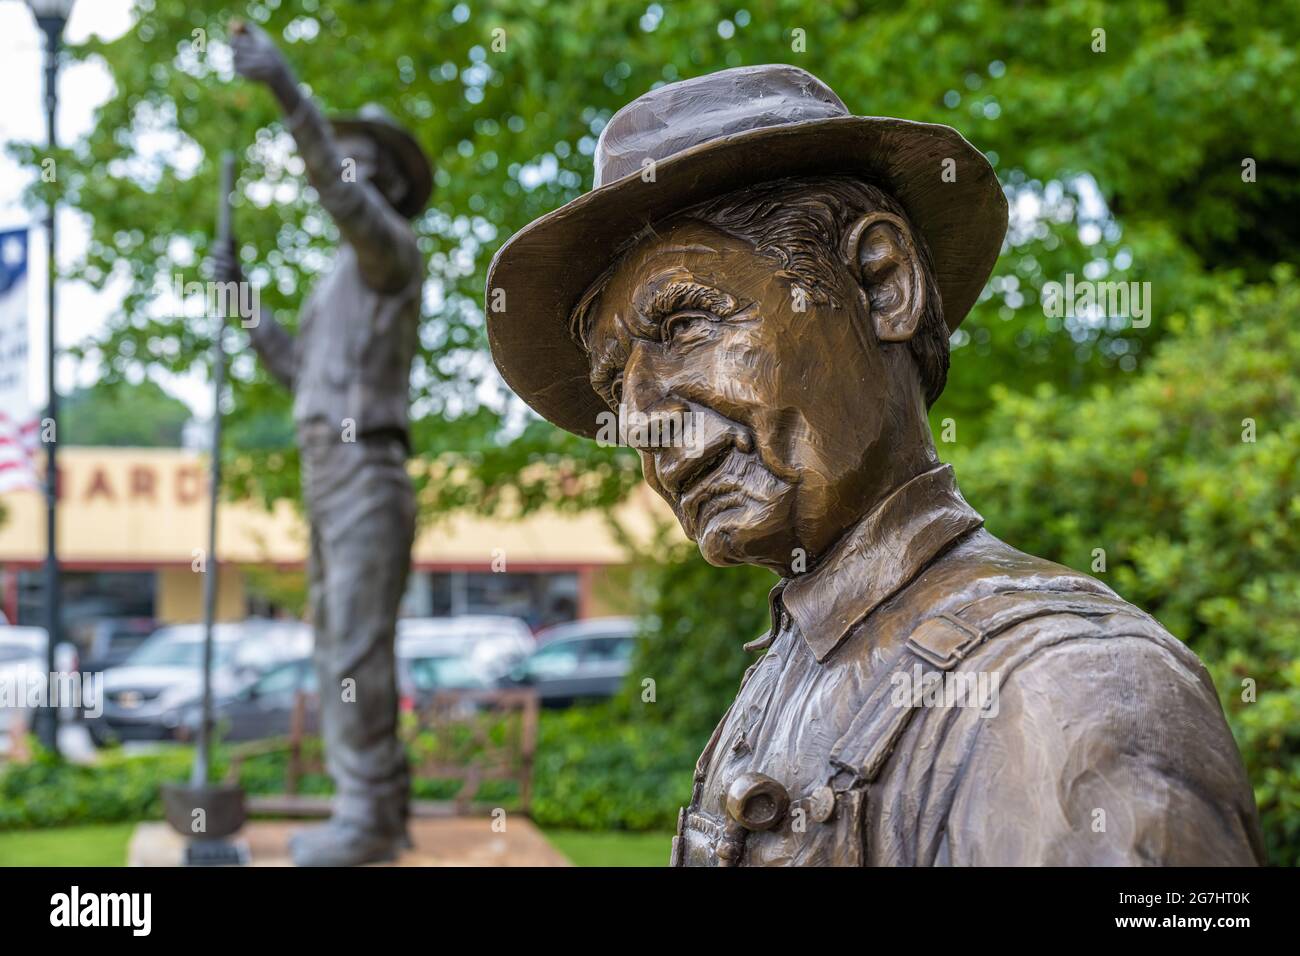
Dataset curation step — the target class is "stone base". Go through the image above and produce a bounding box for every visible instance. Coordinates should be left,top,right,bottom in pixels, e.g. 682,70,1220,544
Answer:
128,817,570,867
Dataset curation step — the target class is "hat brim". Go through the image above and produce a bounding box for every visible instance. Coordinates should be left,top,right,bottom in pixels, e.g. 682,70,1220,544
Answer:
331,116,433,219
486,114,1008,440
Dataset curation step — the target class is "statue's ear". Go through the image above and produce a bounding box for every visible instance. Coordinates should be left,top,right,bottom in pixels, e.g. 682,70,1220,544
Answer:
841,212,927,342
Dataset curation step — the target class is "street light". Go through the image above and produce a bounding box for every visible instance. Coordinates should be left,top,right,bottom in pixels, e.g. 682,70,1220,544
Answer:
25,0,76,755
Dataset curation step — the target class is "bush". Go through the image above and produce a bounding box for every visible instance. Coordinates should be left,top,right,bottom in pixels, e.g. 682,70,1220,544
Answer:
949,271,1300,865
0,746,192,830
0,705,693,834
529,705,700,832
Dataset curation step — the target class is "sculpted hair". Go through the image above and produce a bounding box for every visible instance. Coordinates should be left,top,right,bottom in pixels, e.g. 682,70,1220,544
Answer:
571,176,951,407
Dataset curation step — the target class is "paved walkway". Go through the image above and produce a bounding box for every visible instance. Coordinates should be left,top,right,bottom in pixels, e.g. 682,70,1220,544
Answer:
128,817,571,867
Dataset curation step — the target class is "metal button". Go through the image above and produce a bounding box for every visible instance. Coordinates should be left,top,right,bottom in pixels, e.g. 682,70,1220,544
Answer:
809,785,836,823
725,772,790,831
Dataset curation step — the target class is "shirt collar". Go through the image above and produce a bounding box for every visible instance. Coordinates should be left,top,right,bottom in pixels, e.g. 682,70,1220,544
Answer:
773,463,983,663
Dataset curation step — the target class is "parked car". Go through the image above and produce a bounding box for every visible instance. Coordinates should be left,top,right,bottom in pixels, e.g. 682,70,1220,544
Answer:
396,615,534,683
85,619,311,746
397,648,491,712
175,657,319,743
0,625,78,672
0,626,79,731
174,641,496,742
497,617,640,707
80,616,157,672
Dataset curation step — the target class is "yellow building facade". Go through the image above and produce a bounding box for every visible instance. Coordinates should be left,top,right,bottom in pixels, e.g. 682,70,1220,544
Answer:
0,446,671,632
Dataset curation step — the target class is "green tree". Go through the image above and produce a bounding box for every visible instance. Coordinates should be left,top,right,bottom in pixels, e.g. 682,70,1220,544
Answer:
947,271,1300,865
61,380,191,447
14,0,1296,492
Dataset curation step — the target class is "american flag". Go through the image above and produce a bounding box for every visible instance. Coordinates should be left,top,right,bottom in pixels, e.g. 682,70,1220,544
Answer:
0,227,39,495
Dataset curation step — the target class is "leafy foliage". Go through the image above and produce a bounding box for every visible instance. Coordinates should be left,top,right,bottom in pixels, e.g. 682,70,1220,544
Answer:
0,709,689,833
0,743,193,830
529,704,698,831
61,380,192,447
948,272,1300,865
14,0,1297,494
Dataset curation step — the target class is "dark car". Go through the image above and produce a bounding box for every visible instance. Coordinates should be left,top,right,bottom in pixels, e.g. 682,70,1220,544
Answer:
182,651,490,739
397,652,490,713
81,617,157,672
176,658,319,743
497,617,639,707
86,620,311,747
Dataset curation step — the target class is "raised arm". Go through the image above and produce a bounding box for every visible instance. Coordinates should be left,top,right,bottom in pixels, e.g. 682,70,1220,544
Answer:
229,21,416,292
210,239,298,390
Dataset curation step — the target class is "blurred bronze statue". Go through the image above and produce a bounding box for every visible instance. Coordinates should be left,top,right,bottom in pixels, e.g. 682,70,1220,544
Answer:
211,21,430,866
486,65,1264,866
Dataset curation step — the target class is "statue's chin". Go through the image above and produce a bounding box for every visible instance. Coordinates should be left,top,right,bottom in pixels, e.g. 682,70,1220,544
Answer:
696,521,742,567
697,518,779,569
694,495,793,569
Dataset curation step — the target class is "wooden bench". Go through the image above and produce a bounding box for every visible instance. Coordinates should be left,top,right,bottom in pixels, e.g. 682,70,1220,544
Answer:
227,688,540,818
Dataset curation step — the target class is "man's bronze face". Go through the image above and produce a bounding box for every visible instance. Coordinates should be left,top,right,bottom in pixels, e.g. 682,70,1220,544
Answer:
586,218,898,575
337,133,410,215
337,133,379,185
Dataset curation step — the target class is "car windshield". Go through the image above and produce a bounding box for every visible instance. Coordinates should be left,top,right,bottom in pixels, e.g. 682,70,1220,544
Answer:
109,633,149,653
0,645,33,665
407,655,484,691
128,637,236,669
525,641,582,679
252,662,317,696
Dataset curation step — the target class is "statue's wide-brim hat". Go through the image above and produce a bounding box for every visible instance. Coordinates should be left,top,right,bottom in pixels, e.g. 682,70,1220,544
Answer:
331,103,433,219
486,65,1008,439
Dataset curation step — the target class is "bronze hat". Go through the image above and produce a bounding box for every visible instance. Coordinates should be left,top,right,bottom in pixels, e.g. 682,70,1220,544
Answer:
331,103,433,219
486,65,1008,439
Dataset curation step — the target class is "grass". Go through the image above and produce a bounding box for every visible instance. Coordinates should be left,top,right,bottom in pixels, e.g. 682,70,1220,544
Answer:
0,823,136,867
542,829,672,867
0,823,672,867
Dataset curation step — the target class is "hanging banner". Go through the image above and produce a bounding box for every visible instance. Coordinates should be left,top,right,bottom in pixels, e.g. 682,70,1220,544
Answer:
0,227,39,494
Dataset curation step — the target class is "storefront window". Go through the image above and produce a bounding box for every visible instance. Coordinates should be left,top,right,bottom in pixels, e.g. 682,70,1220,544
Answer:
421,571,579,631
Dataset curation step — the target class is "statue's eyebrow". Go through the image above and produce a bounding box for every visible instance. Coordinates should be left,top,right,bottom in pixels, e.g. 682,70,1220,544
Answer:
630,278,740,336
587,277,743,405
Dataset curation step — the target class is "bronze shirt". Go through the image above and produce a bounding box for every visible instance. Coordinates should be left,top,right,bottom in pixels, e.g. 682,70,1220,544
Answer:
672,464,1264,866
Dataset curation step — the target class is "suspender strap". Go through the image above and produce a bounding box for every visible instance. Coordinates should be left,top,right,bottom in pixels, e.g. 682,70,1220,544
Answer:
829,586,1136,783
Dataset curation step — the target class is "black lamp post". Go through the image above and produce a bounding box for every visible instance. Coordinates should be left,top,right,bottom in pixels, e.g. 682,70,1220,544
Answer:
25,0,76,756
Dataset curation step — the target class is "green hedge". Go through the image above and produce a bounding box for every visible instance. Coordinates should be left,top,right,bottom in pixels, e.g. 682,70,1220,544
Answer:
0,746,193,830
0,704,695,833
529,705,700,831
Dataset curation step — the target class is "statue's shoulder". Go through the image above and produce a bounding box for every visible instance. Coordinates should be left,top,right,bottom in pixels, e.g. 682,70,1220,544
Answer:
899,527,1200,674
829,529,1207,771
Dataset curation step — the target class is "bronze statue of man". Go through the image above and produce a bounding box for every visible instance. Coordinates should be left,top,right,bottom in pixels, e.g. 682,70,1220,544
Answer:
212,22,431,866
486,66,1264,866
